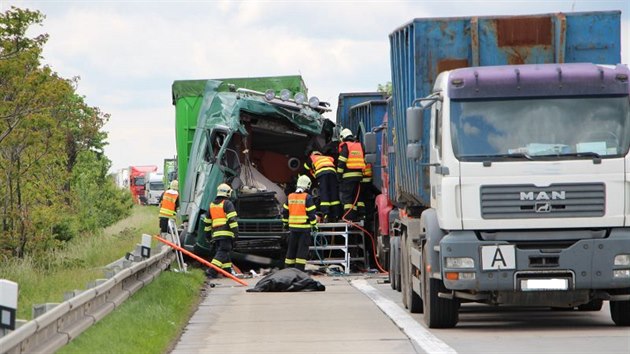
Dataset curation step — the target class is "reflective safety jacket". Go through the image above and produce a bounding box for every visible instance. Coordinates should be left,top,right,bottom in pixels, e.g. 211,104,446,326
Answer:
304,154,336,178
361,163,373,183
282,192,317,230
337,141,366,180
203,197,238,238
159,189,179,219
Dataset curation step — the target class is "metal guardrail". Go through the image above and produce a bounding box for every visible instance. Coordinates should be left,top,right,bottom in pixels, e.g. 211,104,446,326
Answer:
0,245,175,354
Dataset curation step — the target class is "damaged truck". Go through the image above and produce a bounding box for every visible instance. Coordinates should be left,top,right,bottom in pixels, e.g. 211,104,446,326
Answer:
171,76,335,267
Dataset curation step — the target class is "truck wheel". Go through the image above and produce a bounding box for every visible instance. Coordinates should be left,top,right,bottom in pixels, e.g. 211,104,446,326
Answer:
401,232,409,309
610,300,630,326
423,247,459,328
577,299,603,311
394,237,402,292
389,237,396,289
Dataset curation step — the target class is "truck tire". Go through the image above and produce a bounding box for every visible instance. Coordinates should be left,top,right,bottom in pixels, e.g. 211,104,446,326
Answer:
389,237,396,290
401,230,423,313
577,299,603,311
390,237,401,291
423,247,459,328
610,300,630,326
394,237,401,292
401,231,409,309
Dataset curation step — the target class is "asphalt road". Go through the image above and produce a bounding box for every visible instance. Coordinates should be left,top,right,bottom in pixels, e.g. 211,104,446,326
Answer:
365,276,630,354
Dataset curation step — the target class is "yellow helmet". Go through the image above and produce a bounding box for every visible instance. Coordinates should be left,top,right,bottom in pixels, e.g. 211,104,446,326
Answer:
311,150,321,155
296,175,312,190
216,183,232,197
170,180,179,190
340,128,353,140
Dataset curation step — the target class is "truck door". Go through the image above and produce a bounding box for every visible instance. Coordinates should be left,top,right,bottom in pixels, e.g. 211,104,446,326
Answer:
429,100,443,213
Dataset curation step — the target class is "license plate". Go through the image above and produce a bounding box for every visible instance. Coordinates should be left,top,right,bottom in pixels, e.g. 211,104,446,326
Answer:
520,278,569,291
481,245,516,270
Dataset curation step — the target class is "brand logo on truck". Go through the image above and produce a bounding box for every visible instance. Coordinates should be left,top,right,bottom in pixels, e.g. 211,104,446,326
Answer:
519,191,566,201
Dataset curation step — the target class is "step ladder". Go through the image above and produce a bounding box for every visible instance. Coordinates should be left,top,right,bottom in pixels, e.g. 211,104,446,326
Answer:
308,221,367,274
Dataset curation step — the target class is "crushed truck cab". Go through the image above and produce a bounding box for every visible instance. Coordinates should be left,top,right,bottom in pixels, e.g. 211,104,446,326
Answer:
172,76,334,265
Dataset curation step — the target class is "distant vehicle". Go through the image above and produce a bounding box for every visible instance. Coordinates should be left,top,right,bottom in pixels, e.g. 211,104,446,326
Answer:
163,157,177,186
129,165,158,205
145,172,165,206
115,168,129,189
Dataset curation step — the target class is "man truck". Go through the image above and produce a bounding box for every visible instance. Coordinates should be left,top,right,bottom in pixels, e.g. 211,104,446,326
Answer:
171,76,335,265
358,11,630,327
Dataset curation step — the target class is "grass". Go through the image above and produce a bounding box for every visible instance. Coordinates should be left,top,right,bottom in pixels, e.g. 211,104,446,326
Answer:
1,204,208,352
58,268,206,354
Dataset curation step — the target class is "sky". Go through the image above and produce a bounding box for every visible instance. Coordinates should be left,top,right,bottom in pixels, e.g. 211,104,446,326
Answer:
2,0,629,174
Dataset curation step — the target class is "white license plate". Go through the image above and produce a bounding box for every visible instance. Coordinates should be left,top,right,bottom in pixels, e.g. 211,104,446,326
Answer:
520,278,569,291
481,245,516,270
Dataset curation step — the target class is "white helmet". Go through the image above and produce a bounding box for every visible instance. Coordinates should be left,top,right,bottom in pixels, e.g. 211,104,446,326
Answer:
340,128,353,140
216,183,232,197
296,175,312,190
170,180,179,190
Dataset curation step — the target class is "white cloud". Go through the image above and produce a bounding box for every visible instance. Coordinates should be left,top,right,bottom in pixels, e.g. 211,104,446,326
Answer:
3,0,629,173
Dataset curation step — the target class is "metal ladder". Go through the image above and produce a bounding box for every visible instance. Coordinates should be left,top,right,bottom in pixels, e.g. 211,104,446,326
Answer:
308,221,366,274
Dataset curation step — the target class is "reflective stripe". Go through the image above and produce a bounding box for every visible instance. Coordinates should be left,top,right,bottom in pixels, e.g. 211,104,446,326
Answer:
211,259,223,267
285,259,296,264
226,211,237,219
159,190,178,218
295,258,307,265
343,171,363,179
212,230,234,237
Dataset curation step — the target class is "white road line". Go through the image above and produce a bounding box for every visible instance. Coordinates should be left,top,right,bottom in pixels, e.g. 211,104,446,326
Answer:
351,279,458,354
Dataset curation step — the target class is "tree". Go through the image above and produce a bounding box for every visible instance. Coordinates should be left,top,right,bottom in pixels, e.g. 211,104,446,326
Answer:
377,81,392,96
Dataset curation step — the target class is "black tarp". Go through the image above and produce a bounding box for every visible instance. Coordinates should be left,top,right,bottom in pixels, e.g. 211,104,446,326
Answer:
246,268,326,292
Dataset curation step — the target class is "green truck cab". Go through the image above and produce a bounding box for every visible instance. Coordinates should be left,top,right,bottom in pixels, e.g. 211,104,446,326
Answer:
171,76,335,266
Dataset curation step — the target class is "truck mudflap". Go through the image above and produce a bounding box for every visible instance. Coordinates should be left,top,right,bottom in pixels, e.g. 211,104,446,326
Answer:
439,229,630,294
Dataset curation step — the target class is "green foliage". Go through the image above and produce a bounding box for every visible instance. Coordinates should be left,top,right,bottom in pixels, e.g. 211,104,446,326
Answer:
0,6,132,258
377,81,392,96
0,206,162,320
71,151,134,234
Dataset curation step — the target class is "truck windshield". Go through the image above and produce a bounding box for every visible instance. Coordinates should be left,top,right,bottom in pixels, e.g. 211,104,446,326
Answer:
450,96,630,161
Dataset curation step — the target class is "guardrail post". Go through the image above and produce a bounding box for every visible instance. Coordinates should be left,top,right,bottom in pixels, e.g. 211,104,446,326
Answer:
32,303,60,319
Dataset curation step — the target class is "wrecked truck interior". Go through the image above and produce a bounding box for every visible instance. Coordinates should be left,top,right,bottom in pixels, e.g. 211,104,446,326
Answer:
173,77,336,270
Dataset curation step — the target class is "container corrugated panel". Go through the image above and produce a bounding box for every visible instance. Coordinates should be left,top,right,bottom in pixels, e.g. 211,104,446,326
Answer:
388,11,621,206
349,100,388,188
336,92,387,129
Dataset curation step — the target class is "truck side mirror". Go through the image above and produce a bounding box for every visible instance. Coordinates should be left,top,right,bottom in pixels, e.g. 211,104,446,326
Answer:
406,106,424,142
364,132,377,154
365,153,377,164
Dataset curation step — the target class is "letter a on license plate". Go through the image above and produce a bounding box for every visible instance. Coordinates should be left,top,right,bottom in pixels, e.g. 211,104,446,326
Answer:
481,245,516,270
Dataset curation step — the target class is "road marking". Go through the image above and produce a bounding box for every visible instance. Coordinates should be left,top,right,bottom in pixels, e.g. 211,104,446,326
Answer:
351,279,458,354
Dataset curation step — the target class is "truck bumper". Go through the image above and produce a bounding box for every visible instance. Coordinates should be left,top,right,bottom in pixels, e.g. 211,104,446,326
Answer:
440,229,630,293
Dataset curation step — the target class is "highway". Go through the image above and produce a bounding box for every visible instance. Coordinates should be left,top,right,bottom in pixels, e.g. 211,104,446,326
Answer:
170,274,630,354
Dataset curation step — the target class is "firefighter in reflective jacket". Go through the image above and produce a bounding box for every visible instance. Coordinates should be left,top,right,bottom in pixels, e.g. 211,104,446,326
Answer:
203,183,239,278
337,128,366,221
303,150,341,222
282,175,318,271
158,180,179,236
357,163,372,218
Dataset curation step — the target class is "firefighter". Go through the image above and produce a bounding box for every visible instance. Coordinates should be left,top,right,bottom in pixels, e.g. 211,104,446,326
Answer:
204,183,239,278
337,128,366,221
304,150,341,222
158,180,179,236
357,162,372,219
282,175,318,271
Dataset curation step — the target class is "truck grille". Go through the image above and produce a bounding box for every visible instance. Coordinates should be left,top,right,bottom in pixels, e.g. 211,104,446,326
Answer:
480,183,605,219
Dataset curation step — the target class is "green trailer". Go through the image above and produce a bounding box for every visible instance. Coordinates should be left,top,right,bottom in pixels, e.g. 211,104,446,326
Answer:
171,76,335,266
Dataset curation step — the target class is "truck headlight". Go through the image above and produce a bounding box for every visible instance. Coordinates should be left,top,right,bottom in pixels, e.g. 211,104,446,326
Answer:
264,89,275,101
308,96,320,108
294,92,306,105
614,254,630,266
613,269,630,278
280,89,291,101
445,257,474,268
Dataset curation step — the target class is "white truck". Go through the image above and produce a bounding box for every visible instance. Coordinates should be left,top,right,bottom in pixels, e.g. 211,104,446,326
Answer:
144,172,165,206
